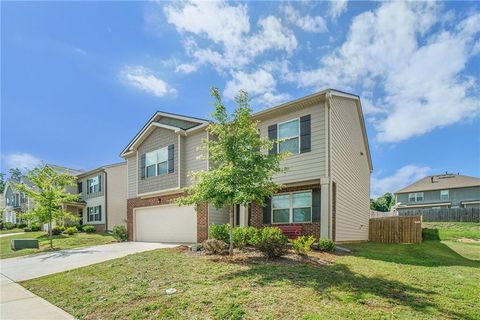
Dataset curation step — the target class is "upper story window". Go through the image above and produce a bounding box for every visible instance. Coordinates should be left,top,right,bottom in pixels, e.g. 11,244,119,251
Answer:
408,192,424,202
87,175,101,194
272,191,312,224
278,119,300,154
145,147,168,178
440,190,449,201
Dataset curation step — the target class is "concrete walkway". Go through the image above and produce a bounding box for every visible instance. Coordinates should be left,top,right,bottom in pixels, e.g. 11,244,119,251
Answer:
0,233,25,238
0,242,179,319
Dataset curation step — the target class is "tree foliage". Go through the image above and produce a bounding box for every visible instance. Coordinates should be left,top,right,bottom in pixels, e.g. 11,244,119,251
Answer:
14,165,80,248
9,168,23,181
0,173,5,193
177,87,287,254
370,192,396,212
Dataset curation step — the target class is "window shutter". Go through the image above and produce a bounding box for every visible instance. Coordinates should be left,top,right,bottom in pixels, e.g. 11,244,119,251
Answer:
98,174,102,192
140,154,146,180
263,197,271,224
86,180,91,194
268,124,277,155
98,206,102,221
168,144,174,173
300,115,311,153
77,181,83,193
87,208,91,222
312,188,321,222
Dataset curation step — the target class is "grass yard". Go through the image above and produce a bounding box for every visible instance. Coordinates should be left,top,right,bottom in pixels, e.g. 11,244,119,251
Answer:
22,225,480,320
0,228,24,234
1,231,117,259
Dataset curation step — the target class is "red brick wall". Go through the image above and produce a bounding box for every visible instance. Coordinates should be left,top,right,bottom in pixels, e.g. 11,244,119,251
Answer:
127,193,208,243
250,183,321,239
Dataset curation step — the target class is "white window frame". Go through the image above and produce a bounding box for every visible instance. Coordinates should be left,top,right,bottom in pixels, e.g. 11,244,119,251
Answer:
277,118,300,154
408,192,424,202
87,175,100,194
145,146,169,178
440,190,449,201
271,190,312,224
87,206,101,222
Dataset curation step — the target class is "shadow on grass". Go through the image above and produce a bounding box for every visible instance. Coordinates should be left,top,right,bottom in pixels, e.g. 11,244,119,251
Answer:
345,241,480,268
218,258,474,320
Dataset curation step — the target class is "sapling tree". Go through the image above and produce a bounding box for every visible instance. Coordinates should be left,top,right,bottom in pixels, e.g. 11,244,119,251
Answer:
177,87,287,255
15,165,80,249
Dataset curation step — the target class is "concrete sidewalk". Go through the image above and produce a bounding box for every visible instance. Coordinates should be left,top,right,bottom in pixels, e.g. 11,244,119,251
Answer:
0,233,25,238
0,274,74,320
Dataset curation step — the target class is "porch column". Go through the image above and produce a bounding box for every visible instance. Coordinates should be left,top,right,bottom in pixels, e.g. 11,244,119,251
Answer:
320,178,330,239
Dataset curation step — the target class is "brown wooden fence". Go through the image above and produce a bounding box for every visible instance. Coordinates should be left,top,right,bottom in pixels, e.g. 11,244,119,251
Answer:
369,216,423,244
398,207,480,222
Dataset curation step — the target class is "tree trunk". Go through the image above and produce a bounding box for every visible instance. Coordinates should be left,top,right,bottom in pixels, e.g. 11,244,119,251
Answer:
49,219,53,249
229,205,234,256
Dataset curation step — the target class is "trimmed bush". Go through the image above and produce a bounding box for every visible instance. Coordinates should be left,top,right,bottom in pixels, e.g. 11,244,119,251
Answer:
52,226,63,235
209,224,230,243
291,235,316,255
23,227,32,232
65,226,78,235
233,226,258,249
202,239,228,255
31,223,41,232
17,223,27,229
317,238,335,252
254,227,288,258
83,225,96,233
4,222,16,230
112,225,128,242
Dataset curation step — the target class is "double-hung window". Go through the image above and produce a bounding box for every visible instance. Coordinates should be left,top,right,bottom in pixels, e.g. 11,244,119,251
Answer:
278,119,300,154
408,192,424,202
272,191,312,223
440,190,449,201
87,206,102,222
87,175,100,194
145,147,169,178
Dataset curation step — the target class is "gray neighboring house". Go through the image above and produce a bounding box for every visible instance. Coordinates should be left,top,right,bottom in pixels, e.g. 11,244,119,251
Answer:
395,173,480,210
121,89,373,244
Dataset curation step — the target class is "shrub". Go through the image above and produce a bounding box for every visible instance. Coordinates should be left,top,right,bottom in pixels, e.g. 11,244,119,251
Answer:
23,227,32,232
291,235,316,255
422,228,440,241
112,225,128,242
52,226,63,235
254,227,288,258
17,223,27,229
83,225,96,233
4,222,16,230
64,226,78,235
202,239,228,255
30,223,41,232
317,238,335,252
233,226,258,248
209,224,230,243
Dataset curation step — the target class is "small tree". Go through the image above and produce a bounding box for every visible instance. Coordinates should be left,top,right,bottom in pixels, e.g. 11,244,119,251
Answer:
178,88,287,255
0,173,5,193
371,192,396,212
9,168,23,181
15,165,80,249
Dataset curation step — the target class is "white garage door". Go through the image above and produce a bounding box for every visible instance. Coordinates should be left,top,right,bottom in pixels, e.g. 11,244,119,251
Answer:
135,205,197,243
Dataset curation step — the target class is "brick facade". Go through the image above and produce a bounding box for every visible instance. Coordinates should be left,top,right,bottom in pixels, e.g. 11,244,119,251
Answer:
250,183,322,239
126,192,208,243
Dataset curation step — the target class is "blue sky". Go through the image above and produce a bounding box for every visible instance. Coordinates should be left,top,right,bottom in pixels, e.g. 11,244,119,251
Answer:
1,1,479,197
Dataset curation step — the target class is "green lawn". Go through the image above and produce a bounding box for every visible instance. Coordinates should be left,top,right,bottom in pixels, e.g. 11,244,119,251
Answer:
22,238,480,319
0,228,24,235
422,222,480,240
1,232,117,259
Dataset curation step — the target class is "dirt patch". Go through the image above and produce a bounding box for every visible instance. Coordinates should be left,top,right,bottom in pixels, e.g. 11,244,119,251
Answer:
184,246,344,268
457,237,480,244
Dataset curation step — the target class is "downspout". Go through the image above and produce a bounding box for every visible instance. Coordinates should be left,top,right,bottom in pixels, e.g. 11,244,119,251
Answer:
326,91,333,239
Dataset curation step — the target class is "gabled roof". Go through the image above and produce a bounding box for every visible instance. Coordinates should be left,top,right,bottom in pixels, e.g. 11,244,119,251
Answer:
395,174,480,194
76,162,126,178
120,111,209,157
45,164,84,176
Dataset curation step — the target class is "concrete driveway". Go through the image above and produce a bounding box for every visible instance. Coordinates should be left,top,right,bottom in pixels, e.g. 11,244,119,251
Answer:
1,241,178,282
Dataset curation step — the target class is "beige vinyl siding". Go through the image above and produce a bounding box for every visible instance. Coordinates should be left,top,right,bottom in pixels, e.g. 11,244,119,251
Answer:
138,127,179,194
79,172,105,200
257,103,326,184
330,96,370,241
208,204,231,226
127,155,137,199
105,163,127,230
183,130,208,187
83,196,106,225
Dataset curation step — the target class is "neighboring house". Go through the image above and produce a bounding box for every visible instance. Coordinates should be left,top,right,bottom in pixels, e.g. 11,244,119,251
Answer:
73,162,127,231
121,89,373,243
395,173,480,210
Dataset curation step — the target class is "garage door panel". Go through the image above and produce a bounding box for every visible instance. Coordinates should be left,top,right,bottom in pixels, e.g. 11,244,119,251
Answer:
135,205,197,243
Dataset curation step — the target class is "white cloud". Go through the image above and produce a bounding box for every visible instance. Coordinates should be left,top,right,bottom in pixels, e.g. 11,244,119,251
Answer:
3,153,42,171
328,0,348,20
371,165,431,198
293,2,480,142
284,5,327,33
120,66,176,97
224,68,291,107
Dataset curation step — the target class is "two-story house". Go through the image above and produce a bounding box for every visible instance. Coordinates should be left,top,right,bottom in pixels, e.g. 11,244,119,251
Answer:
395,173,480,210
121,89,373,243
